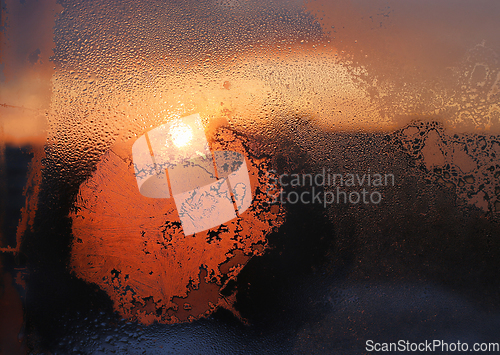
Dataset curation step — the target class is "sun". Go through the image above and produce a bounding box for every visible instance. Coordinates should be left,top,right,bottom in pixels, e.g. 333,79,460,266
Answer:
169,121,193,148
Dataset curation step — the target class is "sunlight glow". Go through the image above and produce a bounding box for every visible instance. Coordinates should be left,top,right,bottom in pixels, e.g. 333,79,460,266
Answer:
169,121,193,148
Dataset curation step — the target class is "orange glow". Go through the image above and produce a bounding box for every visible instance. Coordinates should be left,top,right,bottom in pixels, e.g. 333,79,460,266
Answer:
70,129,285,324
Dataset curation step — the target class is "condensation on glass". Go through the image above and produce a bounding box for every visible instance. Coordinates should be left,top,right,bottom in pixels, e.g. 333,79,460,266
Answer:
1,0,500,353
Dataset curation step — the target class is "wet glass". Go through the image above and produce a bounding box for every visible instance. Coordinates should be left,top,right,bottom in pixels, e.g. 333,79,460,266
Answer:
1,0,500,353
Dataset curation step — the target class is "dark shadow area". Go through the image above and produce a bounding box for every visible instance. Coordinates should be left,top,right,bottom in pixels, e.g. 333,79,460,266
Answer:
1,147,34,248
